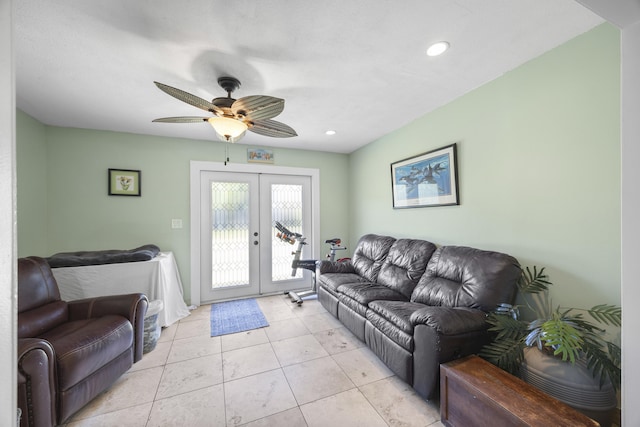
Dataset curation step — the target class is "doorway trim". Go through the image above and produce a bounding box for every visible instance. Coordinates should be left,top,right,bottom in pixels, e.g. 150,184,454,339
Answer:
190,160,320,306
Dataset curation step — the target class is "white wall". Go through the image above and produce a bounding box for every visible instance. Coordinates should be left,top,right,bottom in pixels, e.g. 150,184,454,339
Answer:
621,19,640,427
581,2,640,424
0,0,17,425
575,5,640,423
581,3,640,424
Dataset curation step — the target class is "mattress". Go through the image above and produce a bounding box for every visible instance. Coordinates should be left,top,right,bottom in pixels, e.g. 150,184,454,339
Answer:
46,244,161,268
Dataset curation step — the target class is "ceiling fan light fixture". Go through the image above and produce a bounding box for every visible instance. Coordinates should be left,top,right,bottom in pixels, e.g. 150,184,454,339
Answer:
208,117,248,143
426,41,450,57
153,77,296,140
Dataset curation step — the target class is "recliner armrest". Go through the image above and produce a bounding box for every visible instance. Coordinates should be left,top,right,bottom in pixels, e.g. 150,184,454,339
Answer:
410,306,488,335
18,338,57,427
317,260,356,274
68,293,148,321
68,293,148,362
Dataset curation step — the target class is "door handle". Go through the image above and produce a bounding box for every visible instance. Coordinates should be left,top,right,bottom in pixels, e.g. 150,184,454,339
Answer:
254,240,259,245
254,232,259,236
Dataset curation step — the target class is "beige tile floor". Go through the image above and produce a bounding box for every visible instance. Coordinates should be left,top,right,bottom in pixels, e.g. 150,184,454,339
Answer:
63,294,444,427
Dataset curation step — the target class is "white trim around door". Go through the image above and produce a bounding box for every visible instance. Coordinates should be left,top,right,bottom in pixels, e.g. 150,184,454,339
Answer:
190,160,320,306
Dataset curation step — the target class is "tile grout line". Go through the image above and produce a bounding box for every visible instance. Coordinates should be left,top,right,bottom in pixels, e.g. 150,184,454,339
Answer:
145,329,174,426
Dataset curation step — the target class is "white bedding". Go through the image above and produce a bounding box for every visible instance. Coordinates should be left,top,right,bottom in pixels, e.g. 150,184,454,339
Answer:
52,252,190,327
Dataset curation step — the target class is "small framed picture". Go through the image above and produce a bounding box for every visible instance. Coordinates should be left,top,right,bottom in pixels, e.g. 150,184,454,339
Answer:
391,143,459,208
247,148,274,164
108,169,141,196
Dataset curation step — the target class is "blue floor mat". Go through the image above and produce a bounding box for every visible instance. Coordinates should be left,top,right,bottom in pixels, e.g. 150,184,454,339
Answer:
210,298,269,337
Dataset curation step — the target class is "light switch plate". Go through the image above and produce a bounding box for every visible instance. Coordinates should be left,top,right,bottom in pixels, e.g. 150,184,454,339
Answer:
171,219,183,229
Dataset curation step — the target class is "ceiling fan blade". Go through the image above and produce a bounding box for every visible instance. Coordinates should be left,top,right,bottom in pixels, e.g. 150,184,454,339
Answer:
232,95,285,121
154,82,223,115
249,119,297,138
152,116,209,123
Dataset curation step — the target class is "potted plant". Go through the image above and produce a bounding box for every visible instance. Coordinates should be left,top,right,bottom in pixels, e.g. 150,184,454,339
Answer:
481,266,621,386
479,266,621,424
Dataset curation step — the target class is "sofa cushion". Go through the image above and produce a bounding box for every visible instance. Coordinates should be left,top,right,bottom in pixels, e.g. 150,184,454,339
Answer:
317,273,368,294
41,315,134,391
376,239,437,299
338,283,408,305
366,311,414,352
337,283,408,317
351,234,396,282
339,296,369,317
410,246,520,312
365,300,427,351
336,292,374,318
367,300,426,335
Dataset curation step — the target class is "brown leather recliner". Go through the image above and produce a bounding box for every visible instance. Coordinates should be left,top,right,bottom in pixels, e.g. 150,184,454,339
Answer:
17,256,148,426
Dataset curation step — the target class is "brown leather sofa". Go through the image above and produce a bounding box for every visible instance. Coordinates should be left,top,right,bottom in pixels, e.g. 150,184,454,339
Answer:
17,256,148,426
317,234,520,400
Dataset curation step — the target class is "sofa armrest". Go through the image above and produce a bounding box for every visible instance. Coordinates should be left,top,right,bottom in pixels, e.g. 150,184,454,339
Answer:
410,306,488,335
317,260,356,274
18,338,57,427
68,293,148,362
410,307,491,399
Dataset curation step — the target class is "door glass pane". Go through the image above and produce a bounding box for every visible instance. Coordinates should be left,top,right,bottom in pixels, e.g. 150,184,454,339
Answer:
272,184,304,281
210,181,249,288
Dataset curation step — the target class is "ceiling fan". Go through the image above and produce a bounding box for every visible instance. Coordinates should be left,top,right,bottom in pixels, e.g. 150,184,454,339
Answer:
153,77,297,143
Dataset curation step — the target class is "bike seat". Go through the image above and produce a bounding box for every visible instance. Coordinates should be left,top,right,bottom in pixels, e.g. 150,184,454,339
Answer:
325,238,341,244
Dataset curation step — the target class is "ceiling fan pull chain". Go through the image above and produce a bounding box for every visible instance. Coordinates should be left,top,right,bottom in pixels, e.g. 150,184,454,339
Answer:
224,142,230,166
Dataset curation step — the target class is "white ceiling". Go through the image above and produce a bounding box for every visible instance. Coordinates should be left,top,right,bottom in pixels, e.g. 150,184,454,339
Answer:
576,0,640,28
14,1,604,154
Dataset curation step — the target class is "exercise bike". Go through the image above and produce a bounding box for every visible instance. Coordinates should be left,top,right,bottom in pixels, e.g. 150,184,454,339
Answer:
275,221,347,305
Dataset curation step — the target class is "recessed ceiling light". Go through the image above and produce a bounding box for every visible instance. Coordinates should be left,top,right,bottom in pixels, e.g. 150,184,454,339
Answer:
325,130,336,135
426,41,450,57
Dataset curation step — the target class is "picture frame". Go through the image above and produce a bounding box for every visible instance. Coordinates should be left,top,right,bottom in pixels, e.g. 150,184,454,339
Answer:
390,143,459,208
247,148,274,164
108,168,141,196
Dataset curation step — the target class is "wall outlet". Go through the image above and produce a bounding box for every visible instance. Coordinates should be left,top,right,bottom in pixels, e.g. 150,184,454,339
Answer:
171,219,183,229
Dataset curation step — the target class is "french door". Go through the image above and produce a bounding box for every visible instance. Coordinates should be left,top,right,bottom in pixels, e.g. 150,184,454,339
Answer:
198,170,313,303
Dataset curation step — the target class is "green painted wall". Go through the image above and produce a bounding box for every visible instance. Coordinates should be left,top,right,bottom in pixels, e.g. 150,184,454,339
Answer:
16,112,48,257
349,23,621,309
15,117,350,303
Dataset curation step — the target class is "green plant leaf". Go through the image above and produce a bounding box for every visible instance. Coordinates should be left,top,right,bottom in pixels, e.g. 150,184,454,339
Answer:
517,266,552,294
486,313,528,342
479,337,525,376
530,315,584,363
588,304,622,327
484,265,621,391
569,315,605,334
582,339,621,391
608,341,621,367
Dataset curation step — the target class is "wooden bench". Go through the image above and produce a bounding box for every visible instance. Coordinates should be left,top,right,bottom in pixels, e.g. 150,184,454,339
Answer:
440,355,599,426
